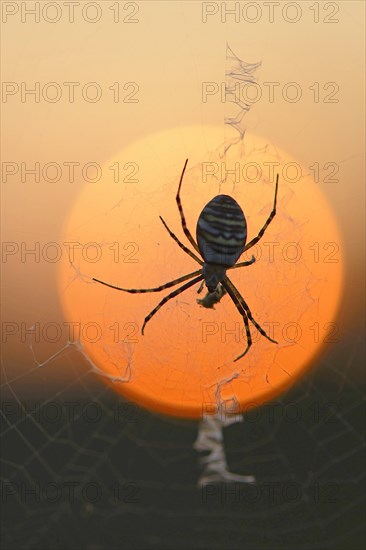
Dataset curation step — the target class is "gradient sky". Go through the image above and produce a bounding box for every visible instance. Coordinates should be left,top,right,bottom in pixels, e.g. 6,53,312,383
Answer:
2,1,365,401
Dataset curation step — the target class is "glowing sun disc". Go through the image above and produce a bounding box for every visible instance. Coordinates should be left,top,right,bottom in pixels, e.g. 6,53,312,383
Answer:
58,126,344,419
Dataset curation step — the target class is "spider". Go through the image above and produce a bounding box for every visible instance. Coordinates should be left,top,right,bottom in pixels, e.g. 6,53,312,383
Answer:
93,159,279,362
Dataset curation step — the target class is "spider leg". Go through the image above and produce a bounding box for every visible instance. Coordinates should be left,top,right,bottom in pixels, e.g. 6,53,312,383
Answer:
176,159,201,253
142,275,203,334
229,255,256,270
243,174,279,252
93,268,202,294
220,279,252,361
225,277,278,344
197,280,205,294
159,216,203,265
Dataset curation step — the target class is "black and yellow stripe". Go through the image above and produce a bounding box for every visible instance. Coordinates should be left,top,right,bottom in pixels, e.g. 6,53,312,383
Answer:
196,194,247,266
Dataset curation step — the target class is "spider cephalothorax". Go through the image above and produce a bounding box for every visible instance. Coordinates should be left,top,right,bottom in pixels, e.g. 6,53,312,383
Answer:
93,159,279,361
201,263,227,293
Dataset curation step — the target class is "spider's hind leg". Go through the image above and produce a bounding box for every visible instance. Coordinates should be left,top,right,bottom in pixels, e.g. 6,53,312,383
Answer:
243,174,279,252
175,159,201,253
159,216,203,265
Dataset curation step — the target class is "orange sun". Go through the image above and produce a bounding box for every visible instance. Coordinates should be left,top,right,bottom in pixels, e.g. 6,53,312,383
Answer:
58,126,343,419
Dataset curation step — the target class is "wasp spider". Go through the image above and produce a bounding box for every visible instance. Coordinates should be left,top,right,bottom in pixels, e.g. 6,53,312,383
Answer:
94,159,279,361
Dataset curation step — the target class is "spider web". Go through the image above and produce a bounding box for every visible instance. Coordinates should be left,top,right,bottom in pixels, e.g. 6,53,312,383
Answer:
1,49,365,550
1,316,364,549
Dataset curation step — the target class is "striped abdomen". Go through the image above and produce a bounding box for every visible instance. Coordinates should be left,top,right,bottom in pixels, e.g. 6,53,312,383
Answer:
196,194,247,266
